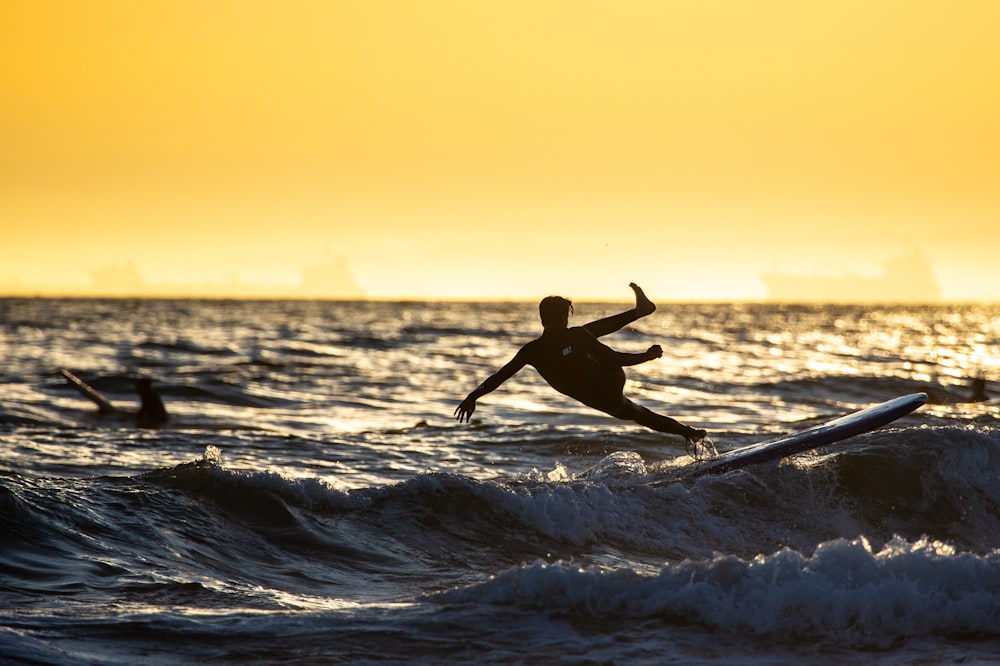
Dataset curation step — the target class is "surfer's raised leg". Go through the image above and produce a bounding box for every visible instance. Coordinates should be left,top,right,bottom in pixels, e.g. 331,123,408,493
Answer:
584,282,657,338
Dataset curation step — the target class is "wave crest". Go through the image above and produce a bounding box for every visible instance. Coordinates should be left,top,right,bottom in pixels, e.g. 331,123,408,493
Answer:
436,535,1000,647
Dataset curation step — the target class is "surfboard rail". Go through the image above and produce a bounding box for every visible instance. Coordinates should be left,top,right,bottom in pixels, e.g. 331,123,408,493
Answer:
682,393,928,479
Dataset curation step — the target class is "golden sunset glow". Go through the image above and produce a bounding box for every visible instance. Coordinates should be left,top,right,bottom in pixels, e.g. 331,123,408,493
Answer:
2,1,998,301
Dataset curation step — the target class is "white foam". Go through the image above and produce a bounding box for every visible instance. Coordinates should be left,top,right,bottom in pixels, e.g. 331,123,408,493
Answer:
437,536,1000,647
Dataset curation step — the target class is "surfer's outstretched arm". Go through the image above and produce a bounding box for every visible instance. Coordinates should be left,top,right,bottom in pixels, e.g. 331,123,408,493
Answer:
455,349,529,423
583,283,656,338
576,330,663,367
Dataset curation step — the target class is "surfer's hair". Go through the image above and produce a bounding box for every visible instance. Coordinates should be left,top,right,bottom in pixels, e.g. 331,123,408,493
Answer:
539,296,573,328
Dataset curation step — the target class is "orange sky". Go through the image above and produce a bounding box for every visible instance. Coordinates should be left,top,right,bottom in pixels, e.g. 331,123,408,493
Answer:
2,0,998,301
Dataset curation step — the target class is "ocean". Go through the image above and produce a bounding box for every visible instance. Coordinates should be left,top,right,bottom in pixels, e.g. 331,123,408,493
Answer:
2,297,1000,664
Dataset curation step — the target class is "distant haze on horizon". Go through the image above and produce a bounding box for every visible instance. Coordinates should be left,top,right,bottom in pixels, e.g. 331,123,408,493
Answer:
3,1,998,302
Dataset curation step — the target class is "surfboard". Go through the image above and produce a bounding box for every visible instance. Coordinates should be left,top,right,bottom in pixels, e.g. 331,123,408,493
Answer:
61,369,117,414
681,393,927,479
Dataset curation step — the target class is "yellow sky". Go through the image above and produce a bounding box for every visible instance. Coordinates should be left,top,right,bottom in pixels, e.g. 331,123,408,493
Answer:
2,0,998,301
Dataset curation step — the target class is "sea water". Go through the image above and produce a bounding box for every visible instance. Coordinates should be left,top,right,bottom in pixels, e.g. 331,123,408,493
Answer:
2,298,1000,664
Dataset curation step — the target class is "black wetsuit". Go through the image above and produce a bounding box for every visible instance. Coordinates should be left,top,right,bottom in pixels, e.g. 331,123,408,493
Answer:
518,326,628,415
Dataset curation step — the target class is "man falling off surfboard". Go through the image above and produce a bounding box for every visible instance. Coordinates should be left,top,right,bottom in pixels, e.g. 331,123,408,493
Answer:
455,283,707,450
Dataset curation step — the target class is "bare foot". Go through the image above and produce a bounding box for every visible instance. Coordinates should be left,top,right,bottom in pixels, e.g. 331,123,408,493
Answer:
686,427,707,443
629,282,656,316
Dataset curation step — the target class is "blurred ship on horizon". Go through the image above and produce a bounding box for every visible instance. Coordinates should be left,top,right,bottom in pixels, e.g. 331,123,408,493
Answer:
761,249,941,303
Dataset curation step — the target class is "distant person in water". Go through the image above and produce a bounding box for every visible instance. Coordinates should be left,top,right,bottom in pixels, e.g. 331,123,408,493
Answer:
61,369,168,429
455,283,707,447
135,377,168,429
970,376,989,403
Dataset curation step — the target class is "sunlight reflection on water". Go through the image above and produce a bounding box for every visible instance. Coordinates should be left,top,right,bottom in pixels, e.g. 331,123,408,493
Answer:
2,299,999,487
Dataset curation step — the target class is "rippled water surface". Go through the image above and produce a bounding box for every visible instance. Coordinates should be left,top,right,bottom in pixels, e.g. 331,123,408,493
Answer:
2,298,1000,664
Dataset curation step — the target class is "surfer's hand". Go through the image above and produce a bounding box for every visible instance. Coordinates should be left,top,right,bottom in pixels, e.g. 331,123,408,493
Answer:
645,345,663,360
454,397,476,423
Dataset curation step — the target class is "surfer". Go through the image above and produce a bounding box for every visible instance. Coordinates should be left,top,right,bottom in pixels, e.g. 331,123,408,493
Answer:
455,283,707,448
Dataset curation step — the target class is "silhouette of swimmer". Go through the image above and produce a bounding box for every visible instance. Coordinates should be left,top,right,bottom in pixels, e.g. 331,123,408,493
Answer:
455,283,707,447
970,376,989,403
135,377,168,429
61,369,168,429
923,374,990,405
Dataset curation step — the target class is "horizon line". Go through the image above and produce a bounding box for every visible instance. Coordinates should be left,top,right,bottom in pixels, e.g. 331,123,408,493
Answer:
1,291,994,306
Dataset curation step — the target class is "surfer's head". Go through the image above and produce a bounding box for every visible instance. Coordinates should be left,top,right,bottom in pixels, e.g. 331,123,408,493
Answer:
135,377,155,397
539,296,572,329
